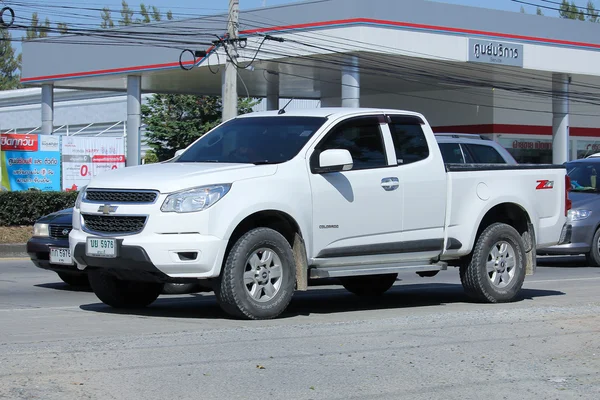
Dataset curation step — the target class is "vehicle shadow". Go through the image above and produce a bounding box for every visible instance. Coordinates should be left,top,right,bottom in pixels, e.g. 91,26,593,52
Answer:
35,282,93,293
536,255,589,267
78,282,565,320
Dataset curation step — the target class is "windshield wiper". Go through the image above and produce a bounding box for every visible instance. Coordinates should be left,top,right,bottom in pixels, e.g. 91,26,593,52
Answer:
571,187,600,192
251,160,279,165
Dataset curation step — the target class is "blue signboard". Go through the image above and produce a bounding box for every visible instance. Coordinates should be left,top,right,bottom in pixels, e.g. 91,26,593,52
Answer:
1,134,61,191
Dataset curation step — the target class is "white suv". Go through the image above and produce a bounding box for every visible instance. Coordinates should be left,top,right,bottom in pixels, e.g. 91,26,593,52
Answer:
435,133,517,164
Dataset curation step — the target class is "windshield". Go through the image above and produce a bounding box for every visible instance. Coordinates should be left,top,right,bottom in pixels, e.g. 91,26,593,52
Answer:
567,161,600,192
175,116,328,164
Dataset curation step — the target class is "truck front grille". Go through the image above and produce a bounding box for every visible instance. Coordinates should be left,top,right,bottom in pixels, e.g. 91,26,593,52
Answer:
85,189,158,203
82,214,147,235
49,224,72,239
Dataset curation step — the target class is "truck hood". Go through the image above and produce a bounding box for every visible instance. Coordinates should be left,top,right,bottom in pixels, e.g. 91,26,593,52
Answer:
86,162,277,193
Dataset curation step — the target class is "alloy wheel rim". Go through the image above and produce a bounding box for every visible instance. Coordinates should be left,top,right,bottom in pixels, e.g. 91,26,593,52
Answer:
486,240,516,288
243,248,283,302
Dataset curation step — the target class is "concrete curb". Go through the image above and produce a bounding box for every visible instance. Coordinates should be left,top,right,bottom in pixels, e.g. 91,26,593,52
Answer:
0,243,28,258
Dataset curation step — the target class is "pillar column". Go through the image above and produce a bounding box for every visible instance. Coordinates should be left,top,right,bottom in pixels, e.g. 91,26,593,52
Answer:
126,75,141,167
341,56,360,108
41,84,54,135
552,73,570,164
266,71,279,111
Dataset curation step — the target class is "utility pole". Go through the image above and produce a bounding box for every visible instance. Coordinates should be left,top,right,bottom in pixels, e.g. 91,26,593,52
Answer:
222,0,239,122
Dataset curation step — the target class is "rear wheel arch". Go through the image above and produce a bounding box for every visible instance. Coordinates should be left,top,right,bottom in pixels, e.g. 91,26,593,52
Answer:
468,203,536,275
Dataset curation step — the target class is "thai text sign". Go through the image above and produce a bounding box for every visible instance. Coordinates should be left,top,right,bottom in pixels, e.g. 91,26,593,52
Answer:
61,136,125,191
0,134,61,191
468,38,524,67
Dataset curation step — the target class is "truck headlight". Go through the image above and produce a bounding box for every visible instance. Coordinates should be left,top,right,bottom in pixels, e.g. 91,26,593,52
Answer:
75,186,87,210
161,184,231,213
33,223,49,237
567,209,592,221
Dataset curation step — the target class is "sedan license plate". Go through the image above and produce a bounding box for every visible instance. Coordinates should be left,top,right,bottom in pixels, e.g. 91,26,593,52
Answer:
49,247,73,265
86,237,117,258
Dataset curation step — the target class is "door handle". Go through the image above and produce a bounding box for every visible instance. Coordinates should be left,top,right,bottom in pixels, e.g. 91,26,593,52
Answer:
381,177,399,191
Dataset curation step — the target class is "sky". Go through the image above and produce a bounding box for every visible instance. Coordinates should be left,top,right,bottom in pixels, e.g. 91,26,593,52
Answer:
3,0,556,54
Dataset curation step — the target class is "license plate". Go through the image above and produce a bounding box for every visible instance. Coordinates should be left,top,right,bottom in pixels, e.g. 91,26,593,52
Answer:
86,237,117,258
49,247,73,265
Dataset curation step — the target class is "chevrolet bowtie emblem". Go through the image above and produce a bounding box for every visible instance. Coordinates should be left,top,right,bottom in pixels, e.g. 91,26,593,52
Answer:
99,204,118,215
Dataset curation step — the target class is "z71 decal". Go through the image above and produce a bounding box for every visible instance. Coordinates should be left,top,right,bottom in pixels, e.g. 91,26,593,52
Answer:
536,180,554,190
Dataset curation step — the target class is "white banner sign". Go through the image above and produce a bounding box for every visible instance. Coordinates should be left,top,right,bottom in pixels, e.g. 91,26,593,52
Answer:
61,136,125,191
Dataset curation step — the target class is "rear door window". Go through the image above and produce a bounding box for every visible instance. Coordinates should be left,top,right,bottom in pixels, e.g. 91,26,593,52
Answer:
387,116,429,165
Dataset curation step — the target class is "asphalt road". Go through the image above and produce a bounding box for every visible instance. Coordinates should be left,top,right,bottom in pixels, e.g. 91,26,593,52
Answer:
0,257,599,400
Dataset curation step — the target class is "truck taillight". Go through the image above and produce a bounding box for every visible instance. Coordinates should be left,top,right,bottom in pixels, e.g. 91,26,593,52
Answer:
565,175,572,217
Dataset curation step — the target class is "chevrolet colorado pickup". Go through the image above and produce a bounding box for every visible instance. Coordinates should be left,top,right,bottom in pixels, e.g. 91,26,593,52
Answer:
69,108,570,319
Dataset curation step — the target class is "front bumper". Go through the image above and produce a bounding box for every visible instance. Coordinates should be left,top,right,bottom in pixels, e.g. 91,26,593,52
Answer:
26,237,81,274
69,227,227,279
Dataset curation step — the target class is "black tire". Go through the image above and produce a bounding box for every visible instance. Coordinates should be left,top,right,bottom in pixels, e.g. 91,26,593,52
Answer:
339,274,398,296
585,228,600,267
57,272,90,287
88,269,163,308
162,283,199,295
460,223,526,303
216,227,296,320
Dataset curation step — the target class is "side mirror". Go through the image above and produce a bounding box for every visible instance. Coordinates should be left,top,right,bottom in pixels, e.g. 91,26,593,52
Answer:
174,149,185,157
316,149,353,173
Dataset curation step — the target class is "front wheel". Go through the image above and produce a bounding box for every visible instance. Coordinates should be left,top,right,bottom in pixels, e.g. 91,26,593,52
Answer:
585,228,600,267
88,270,163,308
216,228,296,320
57,272,90,287
460,223,526,303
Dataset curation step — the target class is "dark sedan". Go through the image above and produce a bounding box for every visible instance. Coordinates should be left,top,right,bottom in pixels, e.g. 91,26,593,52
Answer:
539,158,600,266
26,208,87,286
27,208,203,293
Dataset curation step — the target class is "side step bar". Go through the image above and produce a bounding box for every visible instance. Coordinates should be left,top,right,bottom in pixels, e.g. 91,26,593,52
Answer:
309,262,448,279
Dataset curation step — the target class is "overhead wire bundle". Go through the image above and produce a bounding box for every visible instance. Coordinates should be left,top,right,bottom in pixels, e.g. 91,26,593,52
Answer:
1,4,15,28
6,0,600,117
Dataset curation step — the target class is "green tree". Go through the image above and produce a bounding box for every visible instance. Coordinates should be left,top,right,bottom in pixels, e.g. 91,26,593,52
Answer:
101,1,173,28
57,22,69,34
141,95,258,161
26,13,51,39
101,7,115,29
0,30,21,90
537,7,544,15
559,0,598,21
119,0,134,26
587,0,599,22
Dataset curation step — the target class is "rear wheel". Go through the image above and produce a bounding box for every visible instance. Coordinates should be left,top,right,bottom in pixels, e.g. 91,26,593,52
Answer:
216,228,296,320
460,223,526,303
88,269,163,308
340,274,398,296
57,272,89,287
585,228,600,267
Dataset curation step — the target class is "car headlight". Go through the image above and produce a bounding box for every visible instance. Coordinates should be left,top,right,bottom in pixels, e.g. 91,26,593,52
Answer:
161,184,231,213
33,223,49,237
568,209,592,221
74,186,87,210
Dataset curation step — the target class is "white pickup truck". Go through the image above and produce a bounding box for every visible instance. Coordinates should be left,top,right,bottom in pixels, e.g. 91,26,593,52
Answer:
69,107,570,319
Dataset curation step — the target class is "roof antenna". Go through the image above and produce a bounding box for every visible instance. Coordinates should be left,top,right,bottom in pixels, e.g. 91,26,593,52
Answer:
278,98,294,114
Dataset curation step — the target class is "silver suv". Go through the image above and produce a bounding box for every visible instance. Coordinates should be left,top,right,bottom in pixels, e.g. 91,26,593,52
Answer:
435,133,517,164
